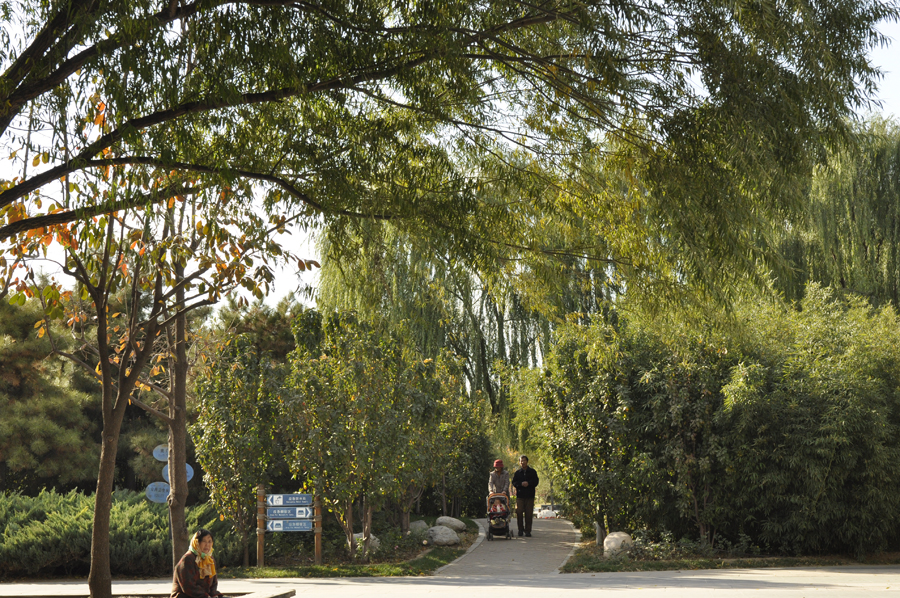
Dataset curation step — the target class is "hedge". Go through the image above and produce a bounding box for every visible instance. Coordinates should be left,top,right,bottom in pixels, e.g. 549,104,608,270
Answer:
0,489,240,578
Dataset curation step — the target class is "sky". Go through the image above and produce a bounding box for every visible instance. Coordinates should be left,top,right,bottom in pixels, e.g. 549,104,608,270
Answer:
868,18,900,118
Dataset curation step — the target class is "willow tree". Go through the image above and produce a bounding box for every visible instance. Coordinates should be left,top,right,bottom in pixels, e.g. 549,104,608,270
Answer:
2,0,894,277
1,1,897,595
777,118,900,305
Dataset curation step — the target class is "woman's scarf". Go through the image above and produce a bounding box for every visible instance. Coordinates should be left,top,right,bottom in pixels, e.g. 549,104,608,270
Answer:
189,536,216,579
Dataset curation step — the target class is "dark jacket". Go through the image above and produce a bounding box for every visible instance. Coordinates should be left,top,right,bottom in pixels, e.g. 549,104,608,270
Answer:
171,551,222,598
512,466,539,500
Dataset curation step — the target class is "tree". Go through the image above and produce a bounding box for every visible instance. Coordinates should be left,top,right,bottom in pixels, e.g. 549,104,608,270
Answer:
193,335,281,567
777,117,900,305
0,297,98,492
2,0,894,294
3,1,898,593
284,310,442,559
23,186,292,596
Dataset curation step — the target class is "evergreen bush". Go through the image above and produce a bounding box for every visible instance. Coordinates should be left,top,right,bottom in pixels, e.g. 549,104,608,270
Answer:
0,489,239,578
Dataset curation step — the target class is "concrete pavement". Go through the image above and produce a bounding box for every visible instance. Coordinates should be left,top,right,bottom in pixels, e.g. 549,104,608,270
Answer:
436,517,579,576
2,517,900,597
3,567,898,598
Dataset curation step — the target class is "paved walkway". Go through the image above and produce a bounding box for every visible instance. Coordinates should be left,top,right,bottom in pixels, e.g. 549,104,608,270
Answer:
3,518,900,597
436,517,579,576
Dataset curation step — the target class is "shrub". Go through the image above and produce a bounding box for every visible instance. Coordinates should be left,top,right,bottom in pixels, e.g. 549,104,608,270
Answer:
0,489,240,578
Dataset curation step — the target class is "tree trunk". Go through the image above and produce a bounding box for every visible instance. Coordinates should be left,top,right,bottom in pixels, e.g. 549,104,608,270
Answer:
87,391,128,598
441,473,447,515
167,291,190,569
241,527,249,567
362,502,374,561
401,510,410,535
331,499,355,559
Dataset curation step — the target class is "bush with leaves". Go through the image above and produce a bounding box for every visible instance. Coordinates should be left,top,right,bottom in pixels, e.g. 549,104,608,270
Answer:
0,490,240,578
540,286,900,555
193,335,282,567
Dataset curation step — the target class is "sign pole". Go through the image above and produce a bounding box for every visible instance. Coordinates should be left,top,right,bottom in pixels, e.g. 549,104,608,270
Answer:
257,484,265,568
314,494,323,565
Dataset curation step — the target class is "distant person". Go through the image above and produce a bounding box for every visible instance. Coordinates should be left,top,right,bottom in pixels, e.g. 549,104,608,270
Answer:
171,529,224,598
512,455,539,537
488,459,509,496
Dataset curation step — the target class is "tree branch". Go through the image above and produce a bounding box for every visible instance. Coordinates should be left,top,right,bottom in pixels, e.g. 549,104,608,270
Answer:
0,184,200,242
130,393,175,425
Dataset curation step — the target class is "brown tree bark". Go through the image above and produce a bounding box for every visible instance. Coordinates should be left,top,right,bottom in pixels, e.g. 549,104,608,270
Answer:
87,392,127,598
167,268,190,568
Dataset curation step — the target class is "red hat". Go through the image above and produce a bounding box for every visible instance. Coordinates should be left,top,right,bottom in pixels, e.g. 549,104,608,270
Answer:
494,459,504,468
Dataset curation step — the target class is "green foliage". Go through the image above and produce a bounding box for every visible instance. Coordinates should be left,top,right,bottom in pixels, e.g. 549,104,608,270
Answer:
778,117,900,305
0,490,240,578
284,310,446,556
540,286,900,555
193,335,282,564
0,299,97,492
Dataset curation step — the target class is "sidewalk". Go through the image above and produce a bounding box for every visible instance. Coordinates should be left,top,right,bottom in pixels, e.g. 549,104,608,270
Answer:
2,517,899,597
435,517,579,576
3,567,899,598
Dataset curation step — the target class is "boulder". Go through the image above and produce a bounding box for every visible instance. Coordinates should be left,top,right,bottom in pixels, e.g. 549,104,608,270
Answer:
435,516,467,532
353,532,380,551
409,520,429,534
603,531,633,557
426,525,460,546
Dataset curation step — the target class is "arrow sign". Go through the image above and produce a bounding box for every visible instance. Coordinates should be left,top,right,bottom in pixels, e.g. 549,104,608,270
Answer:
267,507,312,519
266,519,313,532
265,493,312,507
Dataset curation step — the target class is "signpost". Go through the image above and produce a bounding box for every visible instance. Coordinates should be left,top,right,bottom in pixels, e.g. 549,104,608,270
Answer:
257,490,321,567
145,481,170,503
266,519,313,532
152,444,169,462
265,493,312,506
267,507,313,519
162,463,194,483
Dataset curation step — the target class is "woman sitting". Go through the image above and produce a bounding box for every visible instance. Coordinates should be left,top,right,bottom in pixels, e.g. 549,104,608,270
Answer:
171,529,224,598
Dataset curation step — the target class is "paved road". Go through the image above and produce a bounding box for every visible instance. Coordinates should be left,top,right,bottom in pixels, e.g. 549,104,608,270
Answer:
2,517,899,597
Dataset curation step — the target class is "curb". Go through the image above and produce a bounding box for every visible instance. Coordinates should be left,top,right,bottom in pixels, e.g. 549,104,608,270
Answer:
241,590,296,598
555,519,581,573
433,520,486,575
1,590,295,598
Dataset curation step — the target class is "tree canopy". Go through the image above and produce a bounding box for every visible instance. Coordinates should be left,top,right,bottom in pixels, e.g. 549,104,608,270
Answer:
3,0,896,299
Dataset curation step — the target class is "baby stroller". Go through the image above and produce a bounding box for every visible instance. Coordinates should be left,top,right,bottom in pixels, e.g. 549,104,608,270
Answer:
486,493,512,540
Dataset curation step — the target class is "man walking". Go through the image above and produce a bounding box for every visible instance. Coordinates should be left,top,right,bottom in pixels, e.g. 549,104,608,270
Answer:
512,455,539,537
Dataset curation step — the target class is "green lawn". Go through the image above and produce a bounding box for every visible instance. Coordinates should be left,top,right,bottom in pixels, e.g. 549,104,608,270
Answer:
220,517,479,578
219,546,467,578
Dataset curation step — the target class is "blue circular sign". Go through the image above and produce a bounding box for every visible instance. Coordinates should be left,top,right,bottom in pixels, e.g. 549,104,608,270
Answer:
162,463,194,483
152,444,169,462
146,481,170,503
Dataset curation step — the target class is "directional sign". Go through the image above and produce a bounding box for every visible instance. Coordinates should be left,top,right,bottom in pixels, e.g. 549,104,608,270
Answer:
162,463,194,483
267,519,313,532
152,444,169,462
145,481,170,503
267,507,313,519
265,493,312,507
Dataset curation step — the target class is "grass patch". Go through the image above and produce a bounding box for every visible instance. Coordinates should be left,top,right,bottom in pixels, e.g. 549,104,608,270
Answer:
219,546,466,578
561,543,900,573
221,516,478,578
